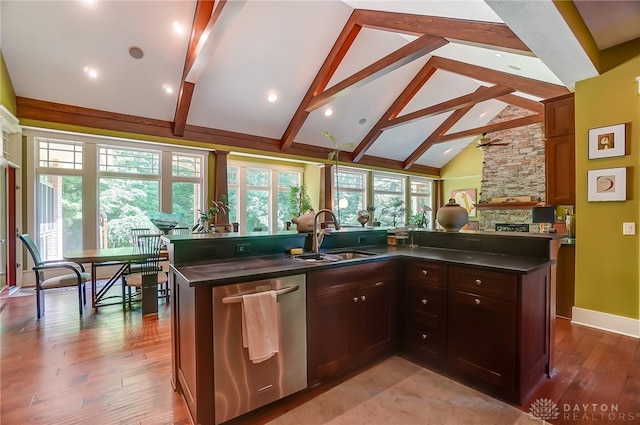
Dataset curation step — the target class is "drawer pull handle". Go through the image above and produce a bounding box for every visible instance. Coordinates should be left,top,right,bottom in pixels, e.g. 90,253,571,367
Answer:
361,295,366,301
421,334,427,340
422,270,428,276
475,279,482,286
474,298,481,305
421,299,428,305
353,297,359,303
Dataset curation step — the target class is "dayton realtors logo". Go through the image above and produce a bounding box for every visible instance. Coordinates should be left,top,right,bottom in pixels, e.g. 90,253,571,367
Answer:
529,398,639,422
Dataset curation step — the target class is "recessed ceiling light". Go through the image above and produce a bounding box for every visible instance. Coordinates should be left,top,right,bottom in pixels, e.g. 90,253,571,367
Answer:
444,148,452,154
129,46,144,60
358,118,367,125
508,65,522,71
82,0,96,6
324,108,333,117
83,66,98,79
267,92,278,103
162,84,173,94
495,53,503,58
129,46,144,59
172,21,184,35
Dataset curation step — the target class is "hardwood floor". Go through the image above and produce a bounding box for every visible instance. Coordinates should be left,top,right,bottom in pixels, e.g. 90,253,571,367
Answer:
2,286,639,424
0,287,190,425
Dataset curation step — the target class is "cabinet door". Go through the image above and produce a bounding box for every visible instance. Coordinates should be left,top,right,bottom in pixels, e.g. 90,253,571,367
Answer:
307,289,358,384
546,134,575,205
447,291,516,391
544,94,574,138
358,279,396,362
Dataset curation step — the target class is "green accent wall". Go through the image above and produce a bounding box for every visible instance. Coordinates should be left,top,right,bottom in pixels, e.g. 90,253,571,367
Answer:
575,56,640,319
440,140,482,212
1,50,17,114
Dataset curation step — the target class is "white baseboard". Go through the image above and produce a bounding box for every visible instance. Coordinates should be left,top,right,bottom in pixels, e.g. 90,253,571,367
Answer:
572,307,640,338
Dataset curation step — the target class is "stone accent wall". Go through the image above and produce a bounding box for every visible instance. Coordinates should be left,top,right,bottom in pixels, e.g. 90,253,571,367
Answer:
478,106,545,231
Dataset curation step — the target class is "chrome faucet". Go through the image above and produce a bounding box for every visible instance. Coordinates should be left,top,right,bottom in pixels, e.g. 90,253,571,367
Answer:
312,209,341,253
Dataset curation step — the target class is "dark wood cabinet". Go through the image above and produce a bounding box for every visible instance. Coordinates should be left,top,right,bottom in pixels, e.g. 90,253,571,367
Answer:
401,260,551,403
546,134,575,205
543,93,575,205
544,93,574,138
447,265,550,402
403,260,447,363
448,275,517,390
307,261,396,385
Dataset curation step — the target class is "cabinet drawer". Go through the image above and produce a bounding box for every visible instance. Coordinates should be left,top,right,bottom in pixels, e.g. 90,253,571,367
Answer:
407,320,446,362
307,261,395,298
449,267,517,302
407,283,446,324
405,261,447,287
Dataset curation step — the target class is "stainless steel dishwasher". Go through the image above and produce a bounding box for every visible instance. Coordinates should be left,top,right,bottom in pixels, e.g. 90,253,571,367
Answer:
212,274,307,424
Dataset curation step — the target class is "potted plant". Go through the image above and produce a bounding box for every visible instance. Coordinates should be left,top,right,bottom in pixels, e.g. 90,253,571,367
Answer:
193,194,229,233
323,131,354,223
288,185,313,219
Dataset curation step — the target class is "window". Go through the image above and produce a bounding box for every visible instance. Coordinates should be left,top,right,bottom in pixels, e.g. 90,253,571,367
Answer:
409,177,434,229
31,131,207,256
332,167,434,228
35,139,85,260
228,161,303,233
373,173,406,227
334,167,367,226
98,147,161,248
172,153,203,228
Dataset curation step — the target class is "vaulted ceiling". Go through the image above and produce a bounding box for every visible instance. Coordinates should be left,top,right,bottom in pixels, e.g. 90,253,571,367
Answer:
2,0,639,176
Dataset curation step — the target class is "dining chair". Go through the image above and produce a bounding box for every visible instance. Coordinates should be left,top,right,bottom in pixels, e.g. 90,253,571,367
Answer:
18,234,90,318
127,227,171,302
122,233,167,311
170,227,191,235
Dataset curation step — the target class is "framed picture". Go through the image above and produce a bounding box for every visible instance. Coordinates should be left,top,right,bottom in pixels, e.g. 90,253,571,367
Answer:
587,167,626,202
451,189,477,217
588,123,627,159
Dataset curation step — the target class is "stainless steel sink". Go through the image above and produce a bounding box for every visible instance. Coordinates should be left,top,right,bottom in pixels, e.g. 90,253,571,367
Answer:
328,250,378,260
292,250,378,263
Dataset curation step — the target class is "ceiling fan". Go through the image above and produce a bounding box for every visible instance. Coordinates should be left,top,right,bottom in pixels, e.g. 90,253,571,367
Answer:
476,133,509,148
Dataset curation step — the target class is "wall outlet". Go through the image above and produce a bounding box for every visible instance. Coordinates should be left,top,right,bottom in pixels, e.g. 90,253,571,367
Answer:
623,222,636,235
236,243,251,254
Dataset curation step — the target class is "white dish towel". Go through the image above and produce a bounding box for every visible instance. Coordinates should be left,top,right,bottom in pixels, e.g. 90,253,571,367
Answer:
241,290,279,363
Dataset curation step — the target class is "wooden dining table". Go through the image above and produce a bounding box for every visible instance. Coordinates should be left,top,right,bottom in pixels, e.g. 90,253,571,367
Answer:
64,247,167,315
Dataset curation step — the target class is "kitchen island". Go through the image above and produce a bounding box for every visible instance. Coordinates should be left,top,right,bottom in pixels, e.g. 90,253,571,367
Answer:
164,229,559,425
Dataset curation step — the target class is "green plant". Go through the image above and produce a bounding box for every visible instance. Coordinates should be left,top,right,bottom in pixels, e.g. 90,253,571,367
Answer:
379,199,406,227
408,212,429,228
289,185,313,217
193,194,229,232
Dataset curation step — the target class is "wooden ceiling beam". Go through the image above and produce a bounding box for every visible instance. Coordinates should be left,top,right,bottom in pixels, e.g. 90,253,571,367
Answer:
496,93,544,114
280,12,362,151
431,56,569,99
383,85,514,130
403,105,472,170
434,114,543,143
173,0,220,137
352,58,439,162
305,35,447,112
353,9,531,54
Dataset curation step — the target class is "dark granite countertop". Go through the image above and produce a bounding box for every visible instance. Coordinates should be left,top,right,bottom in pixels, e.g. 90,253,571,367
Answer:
172,244,554,287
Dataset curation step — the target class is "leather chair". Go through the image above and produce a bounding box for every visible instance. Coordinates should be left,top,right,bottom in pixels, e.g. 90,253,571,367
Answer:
18,234,89,318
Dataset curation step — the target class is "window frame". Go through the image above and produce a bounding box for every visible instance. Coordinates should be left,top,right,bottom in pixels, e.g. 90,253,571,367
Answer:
25,128,208,254
227,159,304,233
